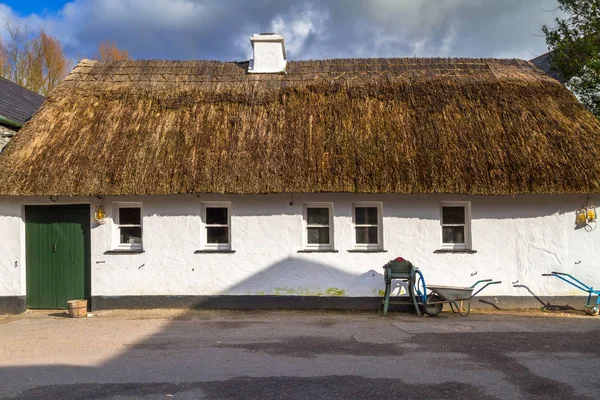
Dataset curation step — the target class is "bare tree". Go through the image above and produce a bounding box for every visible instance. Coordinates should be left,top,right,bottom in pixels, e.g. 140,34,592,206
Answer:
98,40,131,61
1,20,32,87
1,22,134,93
28,32,71,95
0,21,71,94
0,36,8,78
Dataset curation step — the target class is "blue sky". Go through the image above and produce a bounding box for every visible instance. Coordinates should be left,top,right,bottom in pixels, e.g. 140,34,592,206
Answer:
0,0,563,62
1,0,67,15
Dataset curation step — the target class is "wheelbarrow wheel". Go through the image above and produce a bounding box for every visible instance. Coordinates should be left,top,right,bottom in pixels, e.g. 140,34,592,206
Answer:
423,294,443,316
584,305,599,316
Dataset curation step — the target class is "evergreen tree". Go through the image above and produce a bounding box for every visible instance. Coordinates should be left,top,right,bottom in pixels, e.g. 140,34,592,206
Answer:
542,0,600,117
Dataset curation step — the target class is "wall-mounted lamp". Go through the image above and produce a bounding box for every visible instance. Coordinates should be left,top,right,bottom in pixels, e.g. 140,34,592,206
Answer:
576,204,597,229
576,209,587,225
95,205,106,225
586,205,597,222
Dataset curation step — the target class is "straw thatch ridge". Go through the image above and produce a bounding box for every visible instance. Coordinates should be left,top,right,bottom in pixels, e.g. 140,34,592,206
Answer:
0,57,599,196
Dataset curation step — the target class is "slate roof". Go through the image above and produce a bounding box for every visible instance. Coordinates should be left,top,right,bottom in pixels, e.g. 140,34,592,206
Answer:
0,77,45,126
530,51,566,83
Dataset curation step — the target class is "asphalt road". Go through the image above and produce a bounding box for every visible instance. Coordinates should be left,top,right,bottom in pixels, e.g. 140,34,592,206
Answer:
1,309,599,399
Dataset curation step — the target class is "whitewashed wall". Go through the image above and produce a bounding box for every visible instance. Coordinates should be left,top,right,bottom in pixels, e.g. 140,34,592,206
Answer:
0,197,22,297
0,124,16,152
1,193,599,300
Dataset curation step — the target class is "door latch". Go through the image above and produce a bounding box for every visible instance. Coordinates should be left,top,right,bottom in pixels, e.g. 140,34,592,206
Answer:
53,242,57,253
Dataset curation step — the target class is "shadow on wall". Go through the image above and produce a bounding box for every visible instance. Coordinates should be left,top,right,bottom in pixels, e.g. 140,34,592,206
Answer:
475,283,583,311
223,257,387,297
511,284,576,311
92,256,415,312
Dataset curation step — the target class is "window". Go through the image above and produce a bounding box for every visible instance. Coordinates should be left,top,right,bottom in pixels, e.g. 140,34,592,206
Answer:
202,203,231,249
303,203,334,250
114,204,142,250
440,202,471,250
353,203,383,250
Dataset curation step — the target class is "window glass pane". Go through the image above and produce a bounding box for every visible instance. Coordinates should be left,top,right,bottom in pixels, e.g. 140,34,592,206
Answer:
356,227,378,244
355,207,378,225
307,208,329,225
442,226,465,244
120,227,142,244
442,206,465,225
207,227,229,244
307,227,330,244
119,207,141,225
206,207,228,225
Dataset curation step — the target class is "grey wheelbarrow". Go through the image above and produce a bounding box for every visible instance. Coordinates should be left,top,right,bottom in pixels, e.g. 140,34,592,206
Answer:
424,280,502,316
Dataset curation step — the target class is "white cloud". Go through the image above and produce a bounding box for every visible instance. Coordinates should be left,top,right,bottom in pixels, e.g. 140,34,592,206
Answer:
0,0,565,62
412,38,428,57
269,5,328,58
440,24,458,56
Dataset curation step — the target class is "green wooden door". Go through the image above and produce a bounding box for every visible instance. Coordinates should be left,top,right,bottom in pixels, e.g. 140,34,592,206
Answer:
25,205,91,309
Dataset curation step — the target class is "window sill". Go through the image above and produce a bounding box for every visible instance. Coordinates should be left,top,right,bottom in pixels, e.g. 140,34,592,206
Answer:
104,249,145,254
194,249,236,254
347,249,387,253
297,249,339,253
433,249,477,254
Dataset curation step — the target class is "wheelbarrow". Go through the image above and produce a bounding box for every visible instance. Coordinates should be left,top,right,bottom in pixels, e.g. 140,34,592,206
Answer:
382,257,501,316
422,280,502,316
542,271,600,316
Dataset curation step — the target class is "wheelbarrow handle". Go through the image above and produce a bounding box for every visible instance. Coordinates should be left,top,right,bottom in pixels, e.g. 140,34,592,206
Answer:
470,281,502,298
544,272,592,292
470,279,492,288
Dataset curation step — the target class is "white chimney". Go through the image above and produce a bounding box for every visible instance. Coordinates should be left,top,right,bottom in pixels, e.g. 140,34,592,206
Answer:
248,33,287,74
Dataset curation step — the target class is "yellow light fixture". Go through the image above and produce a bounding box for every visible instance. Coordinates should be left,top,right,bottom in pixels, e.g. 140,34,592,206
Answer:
95,205,106,224
586,205,597,222
576,209,587,225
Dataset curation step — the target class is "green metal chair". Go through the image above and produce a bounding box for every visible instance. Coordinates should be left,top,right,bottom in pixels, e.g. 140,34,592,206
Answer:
382,258,421,316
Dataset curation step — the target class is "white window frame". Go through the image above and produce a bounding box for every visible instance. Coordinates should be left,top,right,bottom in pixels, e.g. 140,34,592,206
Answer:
440,201,471,250
112,202,143,250
303,203,334,250
201,202,231,250
352,202,383,250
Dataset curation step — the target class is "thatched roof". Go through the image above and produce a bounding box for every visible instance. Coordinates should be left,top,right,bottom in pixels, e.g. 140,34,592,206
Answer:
0,57,599,196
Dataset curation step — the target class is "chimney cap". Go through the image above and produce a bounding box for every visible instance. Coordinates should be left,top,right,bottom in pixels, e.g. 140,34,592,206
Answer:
250,33,286,55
